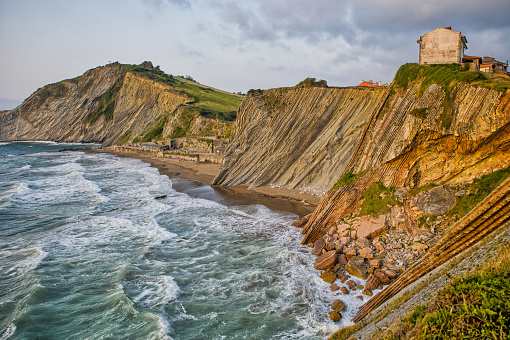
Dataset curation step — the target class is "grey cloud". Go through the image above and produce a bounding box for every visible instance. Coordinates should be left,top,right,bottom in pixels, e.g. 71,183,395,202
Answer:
142,0,191,10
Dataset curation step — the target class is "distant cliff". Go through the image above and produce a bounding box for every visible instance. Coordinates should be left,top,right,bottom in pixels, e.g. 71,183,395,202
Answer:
212,86,389,193
0,62,242,146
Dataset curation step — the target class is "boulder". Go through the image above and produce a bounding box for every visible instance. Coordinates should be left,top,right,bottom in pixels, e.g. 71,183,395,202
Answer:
362,288,373,296
330,284,340,291
341,286,349,294
373,239,386,251
312,238,326,255
374,270,391,285
339,236,351,245
413,185,456,216
338,253,348,265
346,280,357,289
321,270,338,284
325,241,336,251
331,299,346,312
329,311,342,322
365,275,381,290
368,259,383,268
411,242,429,251
314,250,337,270
338,274,349,283
356,237,372,249
343,247,357,260
382,268,398,279
359,247,374,259
345,256,368,279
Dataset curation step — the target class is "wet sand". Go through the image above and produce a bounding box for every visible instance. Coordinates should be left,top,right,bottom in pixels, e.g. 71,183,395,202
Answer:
89,148,320,218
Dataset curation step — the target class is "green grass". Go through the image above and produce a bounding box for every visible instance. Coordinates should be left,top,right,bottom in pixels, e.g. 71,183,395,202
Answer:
382,246,510,339
132,66,242,122
359,182,402,217
36,82,69,107
446,166,510,221
85,78,124,123
332,170,369,190
119,131,131,145
139,114,168,142
408,183,438,197
408,107,428,119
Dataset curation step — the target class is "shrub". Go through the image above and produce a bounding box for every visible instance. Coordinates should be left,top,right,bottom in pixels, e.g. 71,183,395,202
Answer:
359,182,401,217
331,170,368,189
295,77,328,88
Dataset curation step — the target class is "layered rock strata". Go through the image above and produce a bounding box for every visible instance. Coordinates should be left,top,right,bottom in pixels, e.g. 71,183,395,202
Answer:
301,85,510,244
212,87,389,194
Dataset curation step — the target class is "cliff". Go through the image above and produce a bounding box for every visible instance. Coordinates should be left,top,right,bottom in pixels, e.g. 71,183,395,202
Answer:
0,62,242,146
301,68,510,244
212,86,390,194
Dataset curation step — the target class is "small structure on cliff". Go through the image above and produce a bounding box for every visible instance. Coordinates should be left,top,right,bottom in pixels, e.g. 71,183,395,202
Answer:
480,56,509,73
357,80,386,87
417,26,468,65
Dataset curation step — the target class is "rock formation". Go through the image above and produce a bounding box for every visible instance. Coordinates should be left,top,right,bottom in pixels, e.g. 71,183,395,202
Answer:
212,86,389,194
0,62,241,146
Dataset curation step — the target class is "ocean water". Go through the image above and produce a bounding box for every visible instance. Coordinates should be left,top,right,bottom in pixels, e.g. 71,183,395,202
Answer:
0,142,372,340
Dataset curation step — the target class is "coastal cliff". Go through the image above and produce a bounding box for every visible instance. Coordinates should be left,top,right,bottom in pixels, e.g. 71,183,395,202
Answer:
212,86,389,194
213,64,510,337
0,62,241,146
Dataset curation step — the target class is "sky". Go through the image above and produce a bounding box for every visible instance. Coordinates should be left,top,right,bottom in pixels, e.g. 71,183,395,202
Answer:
1,0,509,110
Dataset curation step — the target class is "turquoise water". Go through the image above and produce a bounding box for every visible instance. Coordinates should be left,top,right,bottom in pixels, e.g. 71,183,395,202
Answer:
0,142,363,339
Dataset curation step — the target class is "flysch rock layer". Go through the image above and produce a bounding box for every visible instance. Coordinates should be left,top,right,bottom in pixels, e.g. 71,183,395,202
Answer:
301,84,510,244
212,86,389,194
0,64,192,146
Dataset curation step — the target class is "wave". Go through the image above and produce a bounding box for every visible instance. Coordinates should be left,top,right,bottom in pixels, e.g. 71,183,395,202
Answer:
0,323,16,340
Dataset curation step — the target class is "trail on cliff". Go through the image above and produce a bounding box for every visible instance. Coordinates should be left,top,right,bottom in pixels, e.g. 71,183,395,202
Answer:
0,62,242,146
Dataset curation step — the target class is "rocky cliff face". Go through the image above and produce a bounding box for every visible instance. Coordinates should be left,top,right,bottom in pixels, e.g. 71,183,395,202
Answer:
212,86,389,193
301,83,510,244
0,62,240,146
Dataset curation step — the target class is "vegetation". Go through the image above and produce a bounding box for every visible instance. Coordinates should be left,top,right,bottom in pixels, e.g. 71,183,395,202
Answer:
132,65,242,122
139,115,168,142
381,245,510,339
295,77,328,88
119,131,131,145
36,82,69,107
332,170,368,190
328,323,364,340
408,183,438,197
446,165,510,221
408,107,428,119
359,182,402,217
78,79,94,96
85,78,124,123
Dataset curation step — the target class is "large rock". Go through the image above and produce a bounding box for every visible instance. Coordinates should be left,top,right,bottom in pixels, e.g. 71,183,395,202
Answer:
374,270,391,285
413,185,456,216
311,238,326,255
343,247,357,260
338,253,348,265
359,247,374,259
365,274,381,290
411,242,429,251
345,256,368,279
321,270,338,284
356,237,372,249
314,250,337,270
329,311,342,322
331,299,346,312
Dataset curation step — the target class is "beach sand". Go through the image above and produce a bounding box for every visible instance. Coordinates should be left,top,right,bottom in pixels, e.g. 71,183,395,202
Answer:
89,148,320,218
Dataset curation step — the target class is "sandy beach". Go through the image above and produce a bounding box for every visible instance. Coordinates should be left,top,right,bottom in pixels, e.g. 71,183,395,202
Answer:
89,148,320,218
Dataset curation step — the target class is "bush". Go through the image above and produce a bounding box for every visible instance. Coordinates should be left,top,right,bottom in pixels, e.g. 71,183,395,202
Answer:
359,182,401,217
296,77,328,88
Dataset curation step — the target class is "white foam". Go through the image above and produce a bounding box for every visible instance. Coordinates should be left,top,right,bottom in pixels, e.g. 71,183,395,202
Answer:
127,275,179,308
0,323,16,340
0,247,47,278
0,142,11,146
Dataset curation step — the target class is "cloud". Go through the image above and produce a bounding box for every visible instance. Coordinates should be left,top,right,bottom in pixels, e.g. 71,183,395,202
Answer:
142,0,191,10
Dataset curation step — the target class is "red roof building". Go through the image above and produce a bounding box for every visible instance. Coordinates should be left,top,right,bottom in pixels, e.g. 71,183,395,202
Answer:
358,80,382,87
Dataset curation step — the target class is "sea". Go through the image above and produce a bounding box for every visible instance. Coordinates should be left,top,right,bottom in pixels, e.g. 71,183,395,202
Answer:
0,142,370,340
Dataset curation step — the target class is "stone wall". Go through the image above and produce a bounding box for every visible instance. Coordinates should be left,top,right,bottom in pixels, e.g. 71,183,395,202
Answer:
418,27,464,65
